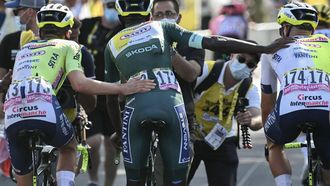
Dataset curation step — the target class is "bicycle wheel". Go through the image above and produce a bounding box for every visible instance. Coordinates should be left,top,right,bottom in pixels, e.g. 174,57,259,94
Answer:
312,161,323,186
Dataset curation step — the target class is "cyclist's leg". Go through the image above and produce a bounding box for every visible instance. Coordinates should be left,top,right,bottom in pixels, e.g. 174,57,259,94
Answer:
311,110,330,185
122,106,152,186
5,123,37,186
158,104,189,186
264,103,302,186
50,98,77,185
104,136,119,186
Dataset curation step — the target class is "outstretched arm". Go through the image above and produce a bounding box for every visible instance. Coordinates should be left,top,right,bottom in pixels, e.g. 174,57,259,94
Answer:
202,36,293,54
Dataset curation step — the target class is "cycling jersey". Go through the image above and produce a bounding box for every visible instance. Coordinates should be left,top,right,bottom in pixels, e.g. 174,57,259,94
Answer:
104,21,204,182
315,28,330,38
4,39,82,128
261,34,330,115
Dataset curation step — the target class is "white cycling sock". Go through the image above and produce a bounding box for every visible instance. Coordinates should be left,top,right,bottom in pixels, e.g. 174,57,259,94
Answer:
56,170,75,186
275,174,292,186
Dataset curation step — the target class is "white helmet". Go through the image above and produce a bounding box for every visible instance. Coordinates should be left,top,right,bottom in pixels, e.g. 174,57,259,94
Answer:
37,3,74,28
277,2,318,29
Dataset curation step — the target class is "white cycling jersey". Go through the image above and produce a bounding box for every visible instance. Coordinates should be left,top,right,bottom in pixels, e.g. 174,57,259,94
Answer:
315,28,330,38
261,34,330,115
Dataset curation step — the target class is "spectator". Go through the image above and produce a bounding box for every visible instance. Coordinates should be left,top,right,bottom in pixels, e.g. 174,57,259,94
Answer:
188,52,263,186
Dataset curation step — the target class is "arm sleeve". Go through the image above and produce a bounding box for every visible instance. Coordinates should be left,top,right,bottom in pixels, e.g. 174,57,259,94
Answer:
104,44,120,83
260,54,277,94
81,46,95,79
65,42,83,75
162,22,204,49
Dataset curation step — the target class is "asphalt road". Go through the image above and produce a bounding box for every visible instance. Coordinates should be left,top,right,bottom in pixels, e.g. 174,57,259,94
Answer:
0,129,306,186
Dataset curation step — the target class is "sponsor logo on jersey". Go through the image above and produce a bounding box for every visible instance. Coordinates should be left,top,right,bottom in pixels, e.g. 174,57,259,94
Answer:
122,106,134,163
18,50,46,60
18,59,40,65
297,94,322,101
294,52,317,59
120,25,151,40
300,36,328,43
22,42,56,50
48,53,59,68
272,54,282,63
7,109,47,119
295,42,321,48
12,105,38,113
73,52,80,61
16,65,37,72
125,44,158,58
290,100,328,108
293,47,316,53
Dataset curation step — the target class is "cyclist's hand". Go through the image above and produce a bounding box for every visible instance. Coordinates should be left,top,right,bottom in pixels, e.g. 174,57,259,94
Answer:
264,37,295,54
236,111,252,127
120,78,156,95
110,132,122,150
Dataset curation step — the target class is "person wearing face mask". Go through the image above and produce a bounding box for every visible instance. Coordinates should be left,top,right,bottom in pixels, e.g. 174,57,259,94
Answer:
188,51,263,186
78,0,123,185
150,0,205,185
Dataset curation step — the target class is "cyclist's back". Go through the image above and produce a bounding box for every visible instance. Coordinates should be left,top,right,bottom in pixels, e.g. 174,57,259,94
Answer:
260,2,330,185
105,20,191,184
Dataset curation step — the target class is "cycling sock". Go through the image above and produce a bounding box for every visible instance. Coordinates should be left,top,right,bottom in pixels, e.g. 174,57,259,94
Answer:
56,170,75,186
275,174,292,186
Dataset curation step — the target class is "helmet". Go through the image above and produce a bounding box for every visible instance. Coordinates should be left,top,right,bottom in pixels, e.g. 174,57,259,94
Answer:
277,2,318,29
313,4,330,24
37,4,74,29
220,2,246,15
115,0,153,16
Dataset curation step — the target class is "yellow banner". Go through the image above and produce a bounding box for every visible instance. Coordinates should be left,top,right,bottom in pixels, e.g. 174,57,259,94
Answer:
179,0,201,30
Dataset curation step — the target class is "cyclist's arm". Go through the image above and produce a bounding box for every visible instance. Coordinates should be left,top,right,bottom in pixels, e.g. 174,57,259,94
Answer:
260,54,278,125
163,22,292,54
245,85,262,131
245,107,262,131
172,47,205,82
76,46,97,112
104,45,122,136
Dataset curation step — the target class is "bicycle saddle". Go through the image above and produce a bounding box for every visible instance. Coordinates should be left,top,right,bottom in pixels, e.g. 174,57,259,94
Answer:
140,120,166,129
298,122,317,133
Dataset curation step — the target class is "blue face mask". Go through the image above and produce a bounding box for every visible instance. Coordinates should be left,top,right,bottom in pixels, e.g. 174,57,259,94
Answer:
104,8,120,24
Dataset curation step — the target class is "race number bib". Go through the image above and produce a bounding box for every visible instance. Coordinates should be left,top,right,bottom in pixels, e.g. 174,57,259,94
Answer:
4,77,56,128
204,123,227,150
152,68,181,92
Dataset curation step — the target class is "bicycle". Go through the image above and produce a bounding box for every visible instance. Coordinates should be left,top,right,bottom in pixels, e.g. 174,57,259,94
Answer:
284,122,322,186
10,129,58,186
140,119,166,186
9,106,91,185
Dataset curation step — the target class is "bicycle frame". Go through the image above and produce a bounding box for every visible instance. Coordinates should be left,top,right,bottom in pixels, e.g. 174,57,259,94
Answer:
284,127,322,186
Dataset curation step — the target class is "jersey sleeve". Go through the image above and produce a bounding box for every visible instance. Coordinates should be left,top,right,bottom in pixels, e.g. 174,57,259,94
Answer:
104,44,120,83
81,46,95,79
260,54,277,94
65,42,83,75
245,84,261,109
162,22,204,49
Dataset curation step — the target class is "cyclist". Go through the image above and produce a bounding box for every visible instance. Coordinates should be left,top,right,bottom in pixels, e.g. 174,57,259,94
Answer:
4,3,155,186
150,0,205,185
313,4,330,37
261,2,330,186
105,0,292,185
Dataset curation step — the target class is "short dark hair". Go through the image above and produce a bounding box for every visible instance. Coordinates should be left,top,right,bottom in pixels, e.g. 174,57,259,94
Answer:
39,25,71,39
295,23,314,31
152,0,180,14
